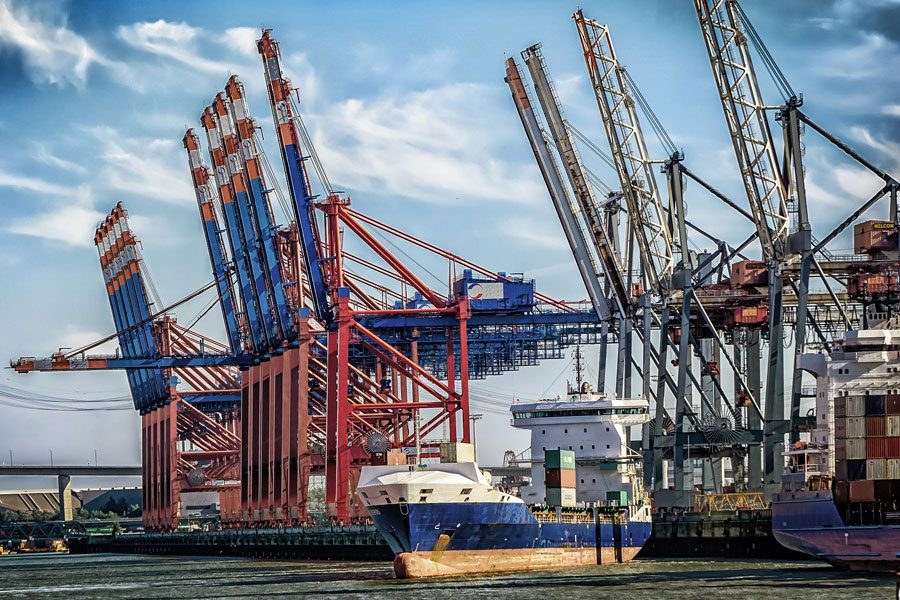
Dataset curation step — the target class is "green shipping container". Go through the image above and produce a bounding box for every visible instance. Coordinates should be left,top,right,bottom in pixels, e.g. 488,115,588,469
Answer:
606,490,628,506
546,487,577,507
544,449,576,470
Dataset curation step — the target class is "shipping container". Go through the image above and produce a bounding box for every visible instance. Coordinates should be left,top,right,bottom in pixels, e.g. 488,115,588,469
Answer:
887,415,900,437
545,468,577,489
866,395,886,416
834,396,847,419
850,479,876,502
369,450,408,466
835,438,847,461
847,458,867,480
835,459,848,480
867,416,887,437
606,490,628,506
545,487,577,507
887,458,900,480
873,480,899,500
847,438,867,460
867,458,887,480
440,442,475,464
867,437,887,459
847,396,866,417
887,395,900,416
833,479,850,503
853,220,897,254
731,260,767,287
888,437,900,459
837,417,866,439
544,449,576,470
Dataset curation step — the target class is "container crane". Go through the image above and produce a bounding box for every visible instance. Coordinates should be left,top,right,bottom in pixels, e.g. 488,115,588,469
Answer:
573,10,676,298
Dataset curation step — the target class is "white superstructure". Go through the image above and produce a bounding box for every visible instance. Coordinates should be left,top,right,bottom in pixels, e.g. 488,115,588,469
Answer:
511,381,650,505
798,328,900,476
356,463,520,510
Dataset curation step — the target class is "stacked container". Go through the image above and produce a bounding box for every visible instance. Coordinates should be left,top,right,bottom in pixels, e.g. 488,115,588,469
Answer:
834,393,900,502
545,449,576,507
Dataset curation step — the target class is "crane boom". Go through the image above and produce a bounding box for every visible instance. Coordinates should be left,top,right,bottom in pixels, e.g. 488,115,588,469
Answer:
574,11,675,296
520,44,631,317
694,0,789,262
257,29,332,324
504,57,612,322
183,129,245,354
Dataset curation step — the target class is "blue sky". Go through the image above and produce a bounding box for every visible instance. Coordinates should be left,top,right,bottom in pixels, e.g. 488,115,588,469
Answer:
1,0,899,490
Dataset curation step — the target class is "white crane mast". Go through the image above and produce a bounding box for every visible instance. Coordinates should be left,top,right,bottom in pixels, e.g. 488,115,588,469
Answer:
574,11,675,296
693,0,790,262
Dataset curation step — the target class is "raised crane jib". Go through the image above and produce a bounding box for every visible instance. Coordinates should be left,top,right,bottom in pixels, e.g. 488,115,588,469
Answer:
693,0,790,262
573,10,676,297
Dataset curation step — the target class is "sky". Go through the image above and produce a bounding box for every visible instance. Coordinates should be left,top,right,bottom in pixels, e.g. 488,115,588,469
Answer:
1,0,899,491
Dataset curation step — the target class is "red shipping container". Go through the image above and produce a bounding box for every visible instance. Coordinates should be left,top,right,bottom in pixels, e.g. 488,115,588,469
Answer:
887,438,900,459
867,437,887,459
545,468,577,489
850,480,875,502
887,395,900,416
867,416,886,437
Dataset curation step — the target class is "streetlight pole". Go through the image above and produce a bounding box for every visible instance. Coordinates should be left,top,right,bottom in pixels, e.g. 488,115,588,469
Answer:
470,414,483,463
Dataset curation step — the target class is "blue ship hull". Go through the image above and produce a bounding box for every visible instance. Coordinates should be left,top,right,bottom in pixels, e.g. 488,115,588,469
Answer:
367,501,651,577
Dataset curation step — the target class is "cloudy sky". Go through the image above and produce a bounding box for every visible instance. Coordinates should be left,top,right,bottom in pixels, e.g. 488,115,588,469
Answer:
0,0,898,491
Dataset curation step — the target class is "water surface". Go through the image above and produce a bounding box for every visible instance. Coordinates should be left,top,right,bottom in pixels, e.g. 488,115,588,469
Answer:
0,553,892,599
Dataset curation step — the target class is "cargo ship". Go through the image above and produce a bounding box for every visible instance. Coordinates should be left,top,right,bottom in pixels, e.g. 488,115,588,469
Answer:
357,375,651,578
771,328,900,572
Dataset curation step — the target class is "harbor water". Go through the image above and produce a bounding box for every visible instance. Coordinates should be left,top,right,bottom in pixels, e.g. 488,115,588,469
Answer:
0,554,893,599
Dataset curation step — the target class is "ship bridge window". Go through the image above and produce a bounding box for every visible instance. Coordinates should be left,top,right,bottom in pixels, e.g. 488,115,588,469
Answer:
419,489,434,494
379,490,389,496
461,488,473,495
360,491,369,498
512,408,647,418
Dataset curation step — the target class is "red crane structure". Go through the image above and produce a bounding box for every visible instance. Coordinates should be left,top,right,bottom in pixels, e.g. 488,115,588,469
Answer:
12,28,603,528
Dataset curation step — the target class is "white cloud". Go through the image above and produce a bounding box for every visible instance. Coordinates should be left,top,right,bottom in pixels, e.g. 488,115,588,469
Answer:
814,32,900,82
0,0,118,87
850,125,900,167
221,26,258,58
118,19,244,76
504,217,569,250
883,104,900,117
33,145,87,175
833,164,883,197
6,204,104,247
0,170,71,196
90,129,194,205
313,82,544,205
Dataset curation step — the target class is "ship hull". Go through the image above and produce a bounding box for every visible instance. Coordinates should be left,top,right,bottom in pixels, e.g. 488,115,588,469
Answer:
369,501,650,578
772,496,900,572
394,546,643,578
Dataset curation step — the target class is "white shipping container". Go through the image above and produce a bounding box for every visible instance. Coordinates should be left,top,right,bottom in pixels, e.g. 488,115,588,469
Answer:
887,458,900,480
847,438,867,460
838,417,867,438
867,458,886,480
847,396,866,417
440,442,475,464
887,415,900,437
546,487,577,507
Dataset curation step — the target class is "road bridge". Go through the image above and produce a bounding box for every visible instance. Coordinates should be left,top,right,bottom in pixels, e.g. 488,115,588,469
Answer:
0,466,142,520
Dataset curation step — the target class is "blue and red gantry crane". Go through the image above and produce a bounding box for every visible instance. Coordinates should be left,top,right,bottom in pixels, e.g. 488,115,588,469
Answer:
12,28,604,528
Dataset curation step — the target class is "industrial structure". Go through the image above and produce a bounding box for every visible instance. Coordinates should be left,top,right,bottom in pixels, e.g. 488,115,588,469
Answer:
8,0,899,534
505,2,898,506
